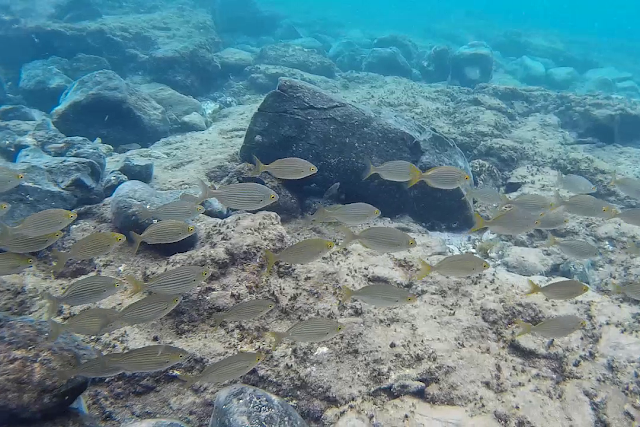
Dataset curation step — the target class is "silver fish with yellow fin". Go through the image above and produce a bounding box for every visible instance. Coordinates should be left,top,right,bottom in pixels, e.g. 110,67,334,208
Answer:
515,315,586,339
51,232,126,273
546,235,598,259
178,352,265,387
2,209,77,238
310,203,380,226
127,265,211,295
554,192,617,219
362,160,421,183
341,284,416,307
248,156,318,180
106,345,188,374
264,239,334,274
340,226,416,253
0,231,64,253
611,171,640,200
557,172,596,194
212,299,276,327
526,279,589,300
102,294,182,332
0,167,25,193
49,308,119,341
137,201,205,221
411,166,470,189
43,275,123,319
415,253,489,279
267,317,345,348
130,220,195,254
0,252,34,276
470,208,539,235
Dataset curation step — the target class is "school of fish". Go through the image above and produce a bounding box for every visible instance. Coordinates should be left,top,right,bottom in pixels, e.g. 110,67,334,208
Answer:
0,157,637,395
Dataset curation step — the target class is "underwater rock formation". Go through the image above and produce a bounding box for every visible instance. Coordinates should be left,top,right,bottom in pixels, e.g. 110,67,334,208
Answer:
240,78,473,230
209,384,308,427
51,70,170,148
449,41,494,88
18,59,73,112
362,47,414,79
546,67,580,90
256,44,337,78
417,45,451,83
214,48,255,75
0,313,95,425
138,83,207,133
507,56,546,86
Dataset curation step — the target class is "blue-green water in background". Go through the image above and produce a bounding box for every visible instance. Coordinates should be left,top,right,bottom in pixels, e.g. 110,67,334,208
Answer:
258,0,638,41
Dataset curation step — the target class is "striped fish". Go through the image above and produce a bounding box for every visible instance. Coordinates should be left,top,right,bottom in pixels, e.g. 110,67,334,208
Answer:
268,317,344,347
614,282,640,300
500,193,554,215
310,203,381,225
534,208,569,230
212,299,276,327
0,231,64,253
178,352,265,387
3,209,77,237
341,284,416,307
526,279,589,300
130,220,195,254
412,166,470,189
137,201,205,221
49,308,119,341
363,160,421,183
516,315,586,338
105,293,182,331
340,226,416,253
557,172,596,194
126,265,211,295
43,275,123,319
59,354,125,380
51,232,126,273
207,182,279,211
546,236,599,259
0,252,34,276
264,238,334,274
106,345,188,373
248,156,318,180
555,192,617,219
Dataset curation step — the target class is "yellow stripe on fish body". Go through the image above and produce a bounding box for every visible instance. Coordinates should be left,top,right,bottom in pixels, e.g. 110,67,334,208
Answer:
515,315,586,338
43,275,122,318
341,284,416,307
51,232,126,273
0,231,64,253
126,265,211,295
264,238,334,273
48,308,119,341
208,182,278,211
138,201,205,221
419,166,470,190
526,279,589,300
340,226,416,253
178,352,265,387
0,252,34,276
9,209,77,237
130,220,195,254
115,293,182,327
106,345,188,373
546,235,599,259
416,253,489,279
212,299,276,327
363,160,422,183
269,317,345,347
250,156,318,180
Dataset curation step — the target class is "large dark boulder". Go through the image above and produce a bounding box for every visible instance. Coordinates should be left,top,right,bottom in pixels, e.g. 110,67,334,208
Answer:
240,79,473,231
51,70,170,148
0,313,95,425
209,384,308,427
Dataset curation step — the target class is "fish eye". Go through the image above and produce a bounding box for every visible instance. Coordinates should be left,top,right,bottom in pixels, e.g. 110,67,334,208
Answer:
115,283,120,287
17,173,24,179
27,258,34,264
580,321,587,327
69,213,77,219
337,326,344,331
464,175,470,180
602,207,608,212
534,220,541,225
407,296,416,302
197,206,205,212
483,262,490,268
202,271,208,276
310,166,317,172
591,186,596,190
327,242,334,249
179,354,184,358
55,232,62,237
188,226,195,232
374,209,380,215
269,194,276,200
408,240,416,246
173,298,180,303
1,204,7,209
268,304,275,308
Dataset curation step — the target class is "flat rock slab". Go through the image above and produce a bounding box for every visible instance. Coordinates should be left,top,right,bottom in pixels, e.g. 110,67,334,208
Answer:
209,384,308,427
240,78,473,230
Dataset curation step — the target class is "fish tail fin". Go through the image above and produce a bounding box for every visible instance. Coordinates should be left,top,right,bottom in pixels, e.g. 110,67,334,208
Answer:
609,170,617,186
469,212,486,233
124,275,145,295
266,331,285,350
42,292,59,320
525,279,541,295
612,282,624,294
48,320,62,341
50,249,69,274
362,159,376,180
406,165,422,188
129,231,143,255
552,190,564,208
414,259,433,280
264,249,277,275
248,155,265,177
339,225,357,247
545,235,557,248
556,170,563,187
177,374,196,388
514,320,532,337
197,178,212,202
340,285,354,303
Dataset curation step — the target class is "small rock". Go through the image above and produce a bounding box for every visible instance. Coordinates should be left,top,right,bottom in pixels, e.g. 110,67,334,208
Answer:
102,170,128,197
0,313,95,425
616,80,640,97
362,47,413,78
546,67,580,90
328,40,366,72
508,55,546,85
449,41,494,88
180,112,207,132
558,259,594,285
0,105,42,121
51,70,170,148
139,83,203,131
372,34,418,62
214,48,255,75
256,43,337,78
209,384,308,427
119,157,153,183
288,37,326,53
417,45,451,83
19,59,73,112
110,180,197,255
